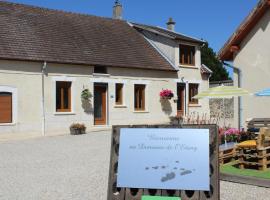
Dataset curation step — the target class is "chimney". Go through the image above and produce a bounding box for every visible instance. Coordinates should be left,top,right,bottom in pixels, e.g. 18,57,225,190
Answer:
166,17,176,31
113,0,123,20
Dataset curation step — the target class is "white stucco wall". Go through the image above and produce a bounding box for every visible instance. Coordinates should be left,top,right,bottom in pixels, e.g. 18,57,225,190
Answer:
142,31,210,118
233,10,270,128
0,60,179,135
0,30,211,136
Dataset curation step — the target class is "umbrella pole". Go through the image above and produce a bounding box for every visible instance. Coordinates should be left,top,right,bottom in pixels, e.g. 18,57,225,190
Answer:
223,98,227,148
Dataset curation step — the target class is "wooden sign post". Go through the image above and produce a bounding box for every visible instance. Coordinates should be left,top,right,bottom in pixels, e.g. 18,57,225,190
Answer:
107,125,219,200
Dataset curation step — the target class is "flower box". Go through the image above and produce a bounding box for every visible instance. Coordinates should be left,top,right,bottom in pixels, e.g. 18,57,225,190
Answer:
70,123,86,135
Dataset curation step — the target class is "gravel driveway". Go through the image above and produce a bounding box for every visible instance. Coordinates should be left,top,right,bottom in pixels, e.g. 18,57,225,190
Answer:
0,131,111,200
0,131,269,200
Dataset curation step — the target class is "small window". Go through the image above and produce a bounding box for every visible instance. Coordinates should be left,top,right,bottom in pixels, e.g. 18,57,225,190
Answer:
180,44,195,66
115,83,123,105
189,84,199,105
94,66,107,74
134,84,145,111
56,81,72,112
0,92,12,123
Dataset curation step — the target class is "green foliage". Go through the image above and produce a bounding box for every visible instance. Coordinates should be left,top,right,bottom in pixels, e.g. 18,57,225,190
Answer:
81,89,92,100
201,42,231,81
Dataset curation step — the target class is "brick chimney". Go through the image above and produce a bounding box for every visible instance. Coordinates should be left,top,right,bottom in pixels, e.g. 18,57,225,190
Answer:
166,17,176,31
113,0,123,20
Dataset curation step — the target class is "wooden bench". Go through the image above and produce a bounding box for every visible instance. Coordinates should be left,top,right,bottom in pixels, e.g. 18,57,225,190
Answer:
247,118,270,130
219,147,236,164
237,127,270,170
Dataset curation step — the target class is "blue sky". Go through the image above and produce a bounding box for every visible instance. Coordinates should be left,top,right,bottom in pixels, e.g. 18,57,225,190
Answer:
9,0,259,75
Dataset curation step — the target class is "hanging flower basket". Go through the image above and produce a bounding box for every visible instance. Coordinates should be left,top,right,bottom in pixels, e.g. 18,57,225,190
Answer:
160,89,174,100
81,89,92,101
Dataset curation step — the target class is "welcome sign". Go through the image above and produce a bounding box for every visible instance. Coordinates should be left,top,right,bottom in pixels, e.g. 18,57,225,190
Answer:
117,128,210,191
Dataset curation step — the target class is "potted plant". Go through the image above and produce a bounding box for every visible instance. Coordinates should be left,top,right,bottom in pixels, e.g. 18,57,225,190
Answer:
169,115,184,125
70,123,86,135
81,89,92,101
160,89,174,100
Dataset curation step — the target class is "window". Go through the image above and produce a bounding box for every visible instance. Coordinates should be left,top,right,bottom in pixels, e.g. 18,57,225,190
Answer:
0,92,12,123
189,84,199,105
180,44,195,66
94,66,107,74
56,81,72,112
115,83,123,105
134,84,145,111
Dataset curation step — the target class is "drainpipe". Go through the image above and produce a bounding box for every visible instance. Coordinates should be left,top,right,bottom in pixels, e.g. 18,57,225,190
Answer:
41,62,47,136
222,62,243,130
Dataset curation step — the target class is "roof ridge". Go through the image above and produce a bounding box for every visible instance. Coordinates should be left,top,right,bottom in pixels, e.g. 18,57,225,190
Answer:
155,25,205,43
1,0,118,22
131,22,205,43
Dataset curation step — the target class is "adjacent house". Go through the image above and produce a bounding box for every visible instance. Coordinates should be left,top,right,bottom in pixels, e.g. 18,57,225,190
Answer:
0,1,211,136
219,0,270,129
131,21,212,117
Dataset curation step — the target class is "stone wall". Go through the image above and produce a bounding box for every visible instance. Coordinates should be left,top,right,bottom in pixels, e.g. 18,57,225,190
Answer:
209,81,234,127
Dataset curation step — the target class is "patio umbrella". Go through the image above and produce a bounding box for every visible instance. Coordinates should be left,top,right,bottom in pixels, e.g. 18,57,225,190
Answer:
255,88,270,96
193,85,250,147
193,85,250,99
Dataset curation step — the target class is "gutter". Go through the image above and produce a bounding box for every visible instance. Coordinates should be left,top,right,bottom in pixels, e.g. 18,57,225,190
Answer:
223,62,243,130
41,61,47,136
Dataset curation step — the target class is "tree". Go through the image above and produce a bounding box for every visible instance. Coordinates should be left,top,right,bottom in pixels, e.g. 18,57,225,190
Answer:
201,42,231,81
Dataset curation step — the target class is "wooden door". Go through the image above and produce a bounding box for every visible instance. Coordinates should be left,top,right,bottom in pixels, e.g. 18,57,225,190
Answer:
0,92,12,123
177,84,185,117
94,85,107,125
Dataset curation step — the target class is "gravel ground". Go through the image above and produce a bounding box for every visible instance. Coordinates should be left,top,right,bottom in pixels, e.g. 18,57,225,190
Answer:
0,131,269,200
220,180,270,200
0,131,111,200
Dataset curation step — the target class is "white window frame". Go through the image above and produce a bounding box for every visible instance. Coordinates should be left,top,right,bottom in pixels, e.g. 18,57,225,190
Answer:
0,86,18,125
132,82,149,113
52,76,76,115
114,82,126,107
187,80,201,107
178,42,200,68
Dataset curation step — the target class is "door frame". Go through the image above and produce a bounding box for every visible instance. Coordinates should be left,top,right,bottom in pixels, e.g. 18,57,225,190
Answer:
0,86,17,125
94,83,108,125
177,83,186,117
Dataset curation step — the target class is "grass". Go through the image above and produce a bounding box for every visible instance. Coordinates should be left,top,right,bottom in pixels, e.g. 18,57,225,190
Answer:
220,161,270,180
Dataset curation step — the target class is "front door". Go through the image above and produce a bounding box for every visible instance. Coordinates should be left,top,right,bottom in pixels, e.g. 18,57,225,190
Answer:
94,84,107,125
177,84,185,117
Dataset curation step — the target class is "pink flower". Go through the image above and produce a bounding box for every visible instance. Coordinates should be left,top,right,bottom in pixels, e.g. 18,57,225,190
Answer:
160,89,174,98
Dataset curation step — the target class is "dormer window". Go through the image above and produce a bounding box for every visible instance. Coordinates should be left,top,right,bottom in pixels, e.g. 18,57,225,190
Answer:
94,66,107,74
180,44,195,66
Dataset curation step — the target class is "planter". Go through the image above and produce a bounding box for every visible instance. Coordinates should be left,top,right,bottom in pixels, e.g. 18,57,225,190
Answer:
70,127,86,135
160,97,172,100
169,116,184,125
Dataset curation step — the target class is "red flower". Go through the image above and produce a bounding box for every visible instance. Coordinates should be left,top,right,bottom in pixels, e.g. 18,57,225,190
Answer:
160,89,174,98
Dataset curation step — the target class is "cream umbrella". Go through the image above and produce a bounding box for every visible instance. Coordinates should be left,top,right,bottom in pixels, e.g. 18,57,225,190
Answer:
193,85,250,146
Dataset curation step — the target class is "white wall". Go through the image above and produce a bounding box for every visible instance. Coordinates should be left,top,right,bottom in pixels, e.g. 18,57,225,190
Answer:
142,31,210,118
0,60,179,136
233,10,270,128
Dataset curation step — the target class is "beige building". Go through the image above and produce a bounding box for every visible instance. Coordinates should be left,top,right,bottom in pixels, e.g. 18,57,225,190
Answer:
219,0,270,129
0,1,211,136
